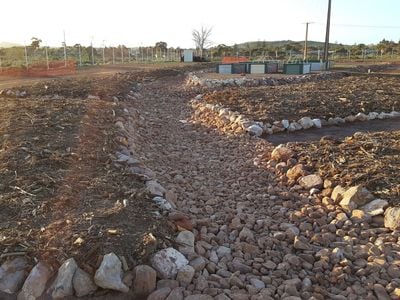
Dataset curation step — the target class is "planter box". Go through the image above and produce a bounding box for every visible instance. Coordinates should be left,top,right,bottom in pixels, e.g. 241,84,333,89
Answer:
217,64,232,74
266,62,279,73
250,64,266,74
232,63,247,74
283,63,311,75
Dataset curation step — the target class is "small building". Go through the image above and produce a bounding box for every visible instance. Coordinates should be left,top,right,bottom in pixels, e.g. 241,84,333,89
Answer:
183,50,194,62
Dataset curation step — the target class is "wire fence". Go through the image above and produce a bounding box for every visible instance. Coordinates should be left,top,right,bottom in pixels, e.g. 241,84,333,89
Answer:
1,44,399,77
0,45,184,76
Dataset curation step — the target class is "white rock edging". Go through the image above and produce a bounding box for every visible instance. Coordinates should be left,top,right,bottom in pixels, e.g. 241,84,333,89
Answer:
191,96,400,137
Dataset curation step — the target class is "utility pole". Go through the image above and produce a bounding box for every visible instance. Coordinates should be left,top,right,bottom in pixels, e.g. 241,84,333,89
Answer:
303,22,313,61
24,44,29,70
112,47,115,64
78,44,82,66
91,38,95,65
121,45,124,63
323,0,332,70
45,46,49,70
63,30,67,67
102,40,106,64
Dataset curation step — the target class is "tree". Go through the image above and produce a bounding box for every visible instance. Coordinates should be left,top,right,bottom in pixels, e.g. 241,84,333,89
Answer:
155,41,167,51
192,26,212,57
30,37,42,51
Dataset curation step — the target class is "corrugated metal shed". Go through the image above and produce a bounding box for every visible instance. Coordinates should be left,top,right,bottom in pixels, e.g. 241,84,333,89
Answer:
217,64,233,74
250,64,266,74
183,50,193,62
266,63,279,73
232,64,246,74
283,63,311,75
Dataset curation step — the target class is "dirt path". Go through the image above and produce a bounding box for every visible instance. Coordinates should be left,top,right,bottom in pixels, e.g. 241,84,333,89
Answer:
266,117,400,145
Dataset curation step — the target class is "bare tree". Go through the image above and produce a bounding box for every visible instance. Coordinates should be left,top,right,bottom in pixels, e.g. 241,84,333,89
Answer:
192,26,212,58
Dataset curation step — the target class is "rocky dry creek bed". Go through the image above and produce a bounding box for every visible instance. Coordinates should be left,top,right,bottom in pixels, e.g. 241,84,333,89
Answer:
1,67,400,300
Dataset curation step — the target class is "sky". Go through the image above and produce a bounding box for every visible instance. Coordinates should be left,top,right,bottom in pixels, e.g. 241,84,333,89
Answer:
1,0,400,48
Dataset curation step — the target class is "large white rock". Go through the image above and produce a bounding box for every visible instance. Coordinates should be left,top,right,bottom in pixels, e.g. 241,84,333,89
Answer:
18,262,53,300
94,253,129,293
378,112,391,119
73,267,97,297
312,118,322,128
361,199,389,216
246,124,263,137
288,122,302,132
52,258,78,299
151,248,188,279
298,117,314,129
390,111,400,117
367,112,379,120
281,119,290,129
0,257,28,294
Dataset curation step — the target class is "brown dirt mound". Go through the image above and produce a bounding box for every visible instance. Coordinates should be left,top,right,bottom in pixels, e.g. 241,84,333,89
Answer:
289,130,400,203
203,75,400,123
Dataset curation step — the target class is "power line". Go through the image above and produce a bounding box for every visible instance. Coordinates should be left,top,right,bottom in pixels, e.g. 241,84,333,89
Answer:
316,22,400,29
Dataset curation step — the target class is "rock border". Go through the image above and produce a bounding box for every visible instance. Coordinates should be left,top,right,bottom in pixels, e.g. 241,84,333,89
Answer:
190,95,400,137
186,71,346,88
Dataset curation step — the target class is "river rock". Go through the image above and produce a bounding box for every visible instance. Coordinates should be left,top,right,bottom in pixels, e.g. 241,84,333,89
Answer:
133,265,156,297
176,265,195,287
355,112,368,121
147,287,171,300
166,287,184,300
298,117,314,129
185,294,213,300
271,145,294,162
331,185,346,203
18,262,53,300
339,185,375,213
373,284,390,300
52,258,78,298
293,236,311,250
151,248,188,279
282,119,290,129
288,122,302,132
153,196,173,210
286,164,307,180
94,253,129,292
384,207,400,230
73,267,97,297
298,174,323,189
312,119,322,128
146,180,166,196
0,257,28,294
176,231,195,255
361,199,388,216
247,124,263,137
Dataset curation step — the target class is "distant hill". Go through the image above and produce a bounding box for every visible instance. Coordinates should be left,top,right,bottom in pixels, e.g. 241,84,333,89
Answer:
235,40,348,49
0,41,22,48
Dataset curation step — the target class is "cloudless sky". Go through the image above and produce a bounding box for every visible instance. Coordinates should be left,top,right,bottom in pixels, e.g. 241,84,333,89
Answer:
1,0,400,48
